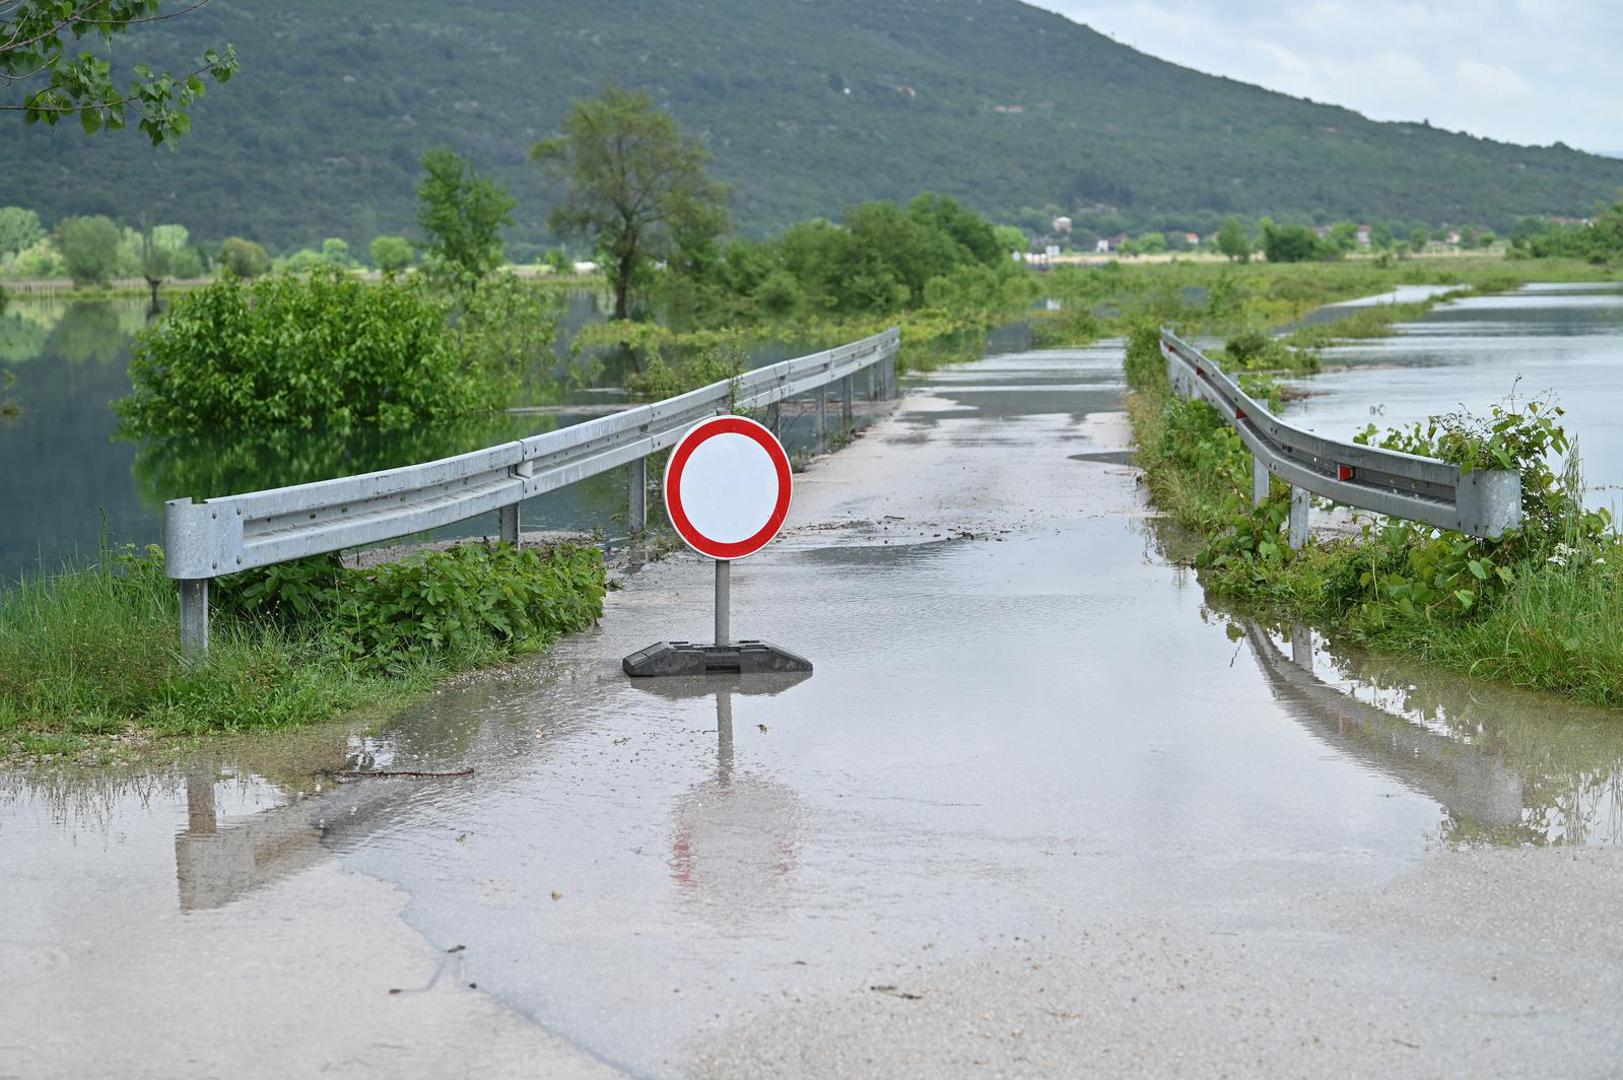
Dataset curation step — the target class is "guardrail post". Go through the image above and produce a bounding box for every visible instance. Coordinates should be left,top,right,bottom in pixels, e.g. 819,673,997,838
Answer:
884,353,897,399
499,503,520,543
179,578,209,658
1252,457,1270,507
1457,469,1522,538
766,401,780,437
842,375,854,427
628,456,647,533
814,392,827,453
1289,487,1310,550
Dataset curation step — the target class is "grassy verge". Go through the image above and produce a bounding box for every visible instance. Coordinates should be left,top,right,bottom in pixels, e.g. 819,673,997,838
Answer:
0,540,605,761
1122,323,1623,707
1029,255,1618,351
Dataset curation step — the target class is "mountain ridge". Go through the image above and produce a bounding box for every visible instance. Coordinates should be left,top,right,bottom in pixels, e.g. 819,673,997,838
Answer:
6,0,1619,251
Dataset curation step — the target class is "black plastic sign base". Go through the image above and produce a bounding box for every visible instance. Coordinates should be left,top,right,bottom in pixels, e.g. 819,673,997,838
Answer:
623,640,813,678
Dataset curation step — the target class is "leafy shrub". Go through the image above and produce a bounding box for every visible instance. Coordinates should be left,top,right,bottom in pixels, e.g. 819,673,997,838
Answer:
116,268,502,436
335,542,603,671
1219,328,1318,372
451,272,566,390
217,236,270,278
219,541,606,674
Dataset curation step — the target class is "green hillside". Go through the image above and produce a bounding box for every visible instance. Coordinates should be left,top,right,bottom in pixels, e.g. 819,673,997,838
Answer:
6,0,1620,251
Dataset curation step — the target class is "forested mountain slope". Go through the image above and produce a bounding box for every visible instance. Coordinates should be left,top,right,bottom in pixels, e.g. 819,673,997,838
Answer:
7,0,1618,249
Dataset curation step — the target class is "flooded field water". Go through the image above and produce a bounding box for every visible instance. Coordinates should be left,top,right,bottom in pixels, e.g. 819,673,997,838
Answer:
1288,282,1623,515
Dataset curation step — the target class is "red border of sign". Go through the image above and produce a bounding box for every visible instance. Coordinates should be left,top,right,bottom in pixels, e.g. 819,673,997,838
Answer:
663,415,793,560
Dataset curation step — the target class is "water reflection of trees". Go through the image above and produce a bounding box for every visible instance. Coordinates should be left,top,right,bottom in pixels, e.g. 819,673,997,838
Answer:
43,302,147,364
0,310,50,364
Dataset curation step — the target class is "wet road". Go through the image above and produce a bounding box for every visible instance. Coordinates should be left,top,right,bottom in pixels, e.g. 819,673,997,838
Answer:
5,344,1623,1077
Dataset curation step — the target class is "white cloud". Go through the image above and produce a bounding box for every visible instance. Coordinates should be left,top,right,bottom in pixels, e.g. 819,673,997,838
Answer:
1455,60,1532,102
1028,0,1623,152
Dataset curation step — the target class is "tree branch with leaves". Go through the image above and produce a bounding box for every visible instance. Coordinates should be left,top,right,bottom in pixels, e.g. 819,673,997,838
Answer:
1,0,237,144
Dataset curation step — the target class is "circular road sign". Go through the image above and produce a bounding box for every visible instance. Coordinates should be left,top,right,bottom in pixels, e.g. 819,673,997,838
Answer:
664,415,793,560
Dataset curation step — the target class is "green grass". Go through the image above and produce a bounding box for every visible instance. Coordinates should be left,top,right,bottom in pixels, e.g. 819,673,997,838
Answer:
0,541,605,761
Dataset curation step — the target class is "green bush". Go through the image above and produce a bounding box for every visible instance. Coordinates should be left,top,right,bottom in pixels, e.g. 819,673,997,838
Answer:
116,268,504,436
220,540,605,673
217,236,271,278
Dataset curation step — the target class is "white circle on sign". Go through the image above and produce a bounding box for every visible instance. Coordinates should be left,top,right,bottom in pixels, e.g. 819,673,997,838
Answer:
677,432,779,543
664,415,793,560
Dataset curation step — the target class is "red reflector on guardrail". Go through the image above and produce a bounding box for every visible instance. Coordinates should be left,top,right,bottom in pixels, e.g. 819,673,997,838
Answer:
1235,407,1247,420
1338,464,1355,481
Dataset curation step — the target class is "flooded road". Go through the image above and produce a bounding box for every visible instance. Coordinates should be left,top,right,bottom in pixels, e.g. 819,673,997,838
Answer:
5,344,1623,1077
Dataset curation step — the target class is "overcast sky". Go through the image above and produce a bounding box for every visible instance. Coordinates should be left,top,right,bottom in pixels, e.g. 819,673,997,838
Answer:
1027,1,1620,154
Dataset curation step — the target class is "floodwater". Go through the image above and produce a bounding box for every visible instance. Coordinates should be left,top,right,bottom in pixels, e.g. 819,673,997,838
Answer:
4,339,1622,1076
1285,282,1623,515
0,293,890,580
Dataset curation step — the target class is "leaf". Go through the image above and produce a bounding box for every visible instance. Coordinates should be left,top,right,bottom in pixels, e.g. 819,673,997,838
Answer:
1453,589,1475,610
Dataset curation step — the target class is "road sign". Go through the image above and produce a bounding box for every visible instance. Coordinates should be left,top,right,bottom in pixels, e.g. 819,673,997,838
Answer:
624,414,811,678
664,415,792,561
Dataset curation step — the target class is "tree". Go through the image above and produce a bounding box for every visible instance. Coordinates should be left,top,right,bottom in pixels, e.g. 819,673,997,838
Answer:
1261,220,1323,263
320,237,353,267
417,148,514,284
1216,217,1250,262
135,220,200,307
2,1,238,145
533,85,730,319
1410,226,1430,250
57,214,121,284
0,206,44,256
370,235,413,274
992,224,1027,256
1326,221,1359,253
544,247,573,275
217,235,269,278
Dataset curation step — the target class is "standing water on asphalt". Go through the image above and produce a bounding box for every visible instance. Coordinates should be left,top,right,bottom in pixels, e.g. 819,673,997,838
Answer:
5,335,1623,1077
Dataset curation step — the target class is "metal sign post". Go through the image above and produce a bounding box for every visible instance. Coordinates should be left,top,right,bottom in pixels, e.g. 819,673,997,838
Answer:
714,559,730,647
623,415,811,678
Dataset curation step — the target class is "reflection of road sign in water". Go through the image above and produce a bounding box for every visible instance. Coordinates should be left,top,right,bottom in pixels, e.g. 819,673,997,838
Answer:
664,415,792,561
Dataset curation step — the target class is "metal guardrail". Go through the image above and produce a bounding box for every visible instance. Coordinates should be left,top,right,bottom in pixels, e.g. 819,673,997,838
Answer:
1158,329,1521,548
166,327,901,654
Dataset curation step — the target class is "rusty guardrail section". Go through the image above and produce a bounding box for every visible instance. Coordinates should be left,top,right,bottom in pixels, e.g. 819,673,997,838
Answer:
1158,329,1520,547
166,327,900,654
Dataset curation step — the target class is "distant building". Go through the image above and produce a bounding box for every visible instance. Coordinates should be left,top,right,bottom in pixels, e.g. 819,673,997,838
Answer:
1356,225,1372,247
1052,216,1073,235
1446,229,1462,246
1183,232,1200,247
1095,238,1111,253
